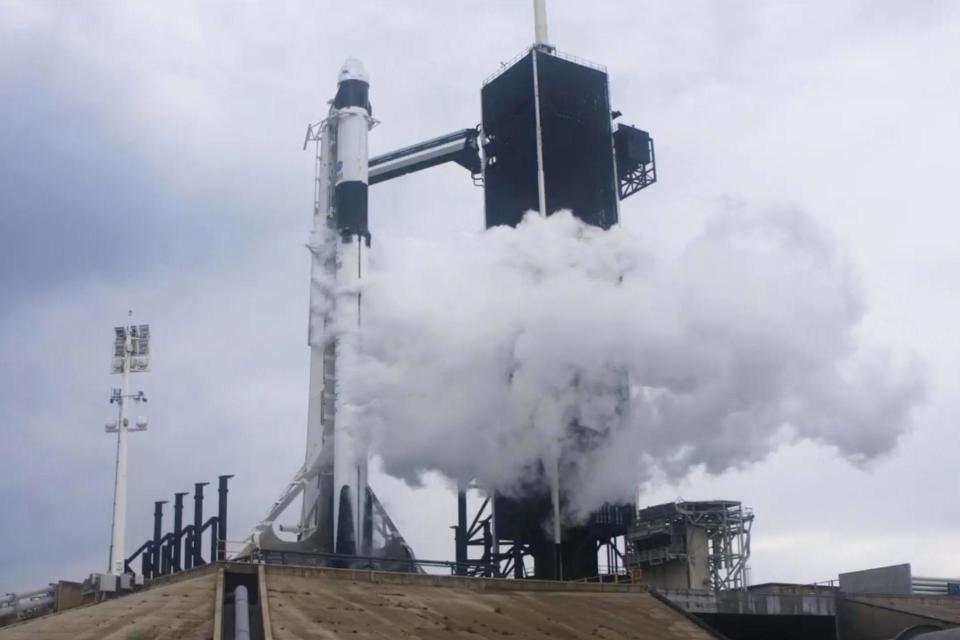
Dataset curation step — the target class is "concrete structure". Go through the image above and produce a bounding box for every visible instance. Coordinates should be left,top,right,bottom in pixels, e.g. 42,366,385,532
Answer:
0,562,722,639
0,568,216,639
833,565,960,640
661,584,837,617
262,565,718,639
840,565,960,598
660,583,838,640
841,565,916,596
628,501,753,591
7,560,960,639
836,594,960,640
658,577,960,640
639,526,711,590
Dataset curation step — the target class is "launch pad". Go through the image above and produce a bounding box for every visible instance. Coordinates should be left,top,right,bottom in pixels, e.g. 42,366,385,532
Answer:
2,4,954,640
247,0,659,584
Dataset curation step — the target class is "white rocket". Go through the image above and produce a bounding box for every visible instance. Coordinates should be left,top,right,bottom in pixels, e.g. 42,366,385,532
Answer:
299,58,374,555
251,57,421,564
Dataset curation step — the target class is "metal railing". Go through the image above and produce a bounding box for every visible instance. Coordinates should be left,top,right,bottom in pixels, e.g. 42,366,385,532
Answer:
482,47,607,86
483,49,531,86
252,548,482,576
575,568,641,584
913,577,960,595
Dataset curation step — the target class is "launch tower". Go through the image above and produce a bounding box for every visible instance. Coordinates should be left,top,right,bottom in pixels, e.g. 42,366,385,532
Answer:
253,0,657,580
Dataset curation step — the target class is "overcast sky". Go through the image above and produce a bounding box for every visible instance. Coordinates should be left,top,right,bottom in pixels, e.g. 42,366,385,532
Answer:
1,0,959,593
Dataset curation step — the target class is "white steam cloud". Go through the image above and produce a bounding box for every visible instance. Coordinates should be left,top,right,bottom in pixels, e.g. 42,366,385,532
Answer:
338,209,924,521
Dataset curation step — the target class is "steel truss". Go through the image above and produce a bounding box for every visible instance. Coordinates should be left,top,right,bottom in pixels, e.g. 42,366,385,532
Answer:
627,500,753,592
453,490,630,580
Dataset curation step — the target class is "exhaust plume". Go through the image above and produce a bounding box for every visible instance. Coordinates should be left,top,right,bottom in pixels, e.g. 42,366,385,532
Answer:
335,209,924,521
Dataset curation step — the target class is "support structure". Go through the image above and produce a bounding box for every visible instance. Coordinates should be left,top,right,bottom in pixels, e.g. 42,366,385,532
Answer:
193,482,209,567
123,475,233,580
474,25,649,576
151,501,166,577
217,474,233,560
626,500,754,591
172,492,187,571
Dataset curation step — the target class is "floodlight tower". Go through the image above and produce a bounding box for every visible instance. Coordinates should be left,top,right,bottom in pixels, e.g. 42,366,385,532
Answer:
105,321,150,575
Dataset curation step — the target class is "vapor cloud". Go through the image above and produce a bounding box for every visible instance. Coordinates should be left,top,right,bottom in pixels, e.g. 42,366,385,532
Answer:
339,209,924,521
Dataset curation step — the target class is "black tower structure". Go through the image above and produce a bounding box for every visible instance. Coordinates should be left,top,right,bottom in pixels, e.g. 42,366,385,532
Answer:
482,48,621,230
321,13,656,582
451,45,651,581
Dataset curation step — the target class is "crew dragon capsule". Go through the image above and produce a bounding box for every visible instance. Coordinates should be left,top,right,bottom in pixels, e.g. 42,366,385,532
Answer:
331,58,372,245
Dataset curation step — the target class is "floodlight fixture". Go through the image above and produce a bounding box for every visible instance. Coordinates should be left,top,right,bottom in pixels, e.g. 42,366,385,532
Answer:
111,324,151,373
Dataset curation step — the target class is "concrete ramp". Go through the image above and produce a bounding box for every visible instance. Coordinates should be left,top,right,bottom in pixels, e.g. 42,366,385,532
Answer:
263,565,718,639
837,594,960,640
0,567,217,640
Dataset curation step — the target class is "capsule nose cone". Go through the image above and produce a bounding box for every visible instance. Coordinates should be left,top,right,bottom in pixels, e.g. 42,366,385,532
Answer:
338,58,369,84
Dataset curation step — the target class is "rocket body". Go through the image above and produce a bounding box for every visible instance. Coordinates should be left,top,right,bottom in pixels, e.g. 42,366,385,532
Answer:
301,58,373,556
333,59,371,245
331,238,369,555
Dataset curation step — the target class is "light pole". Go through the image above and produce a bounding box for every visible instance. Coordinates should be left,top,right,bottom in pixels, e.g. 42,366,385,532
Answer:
105,321,150,575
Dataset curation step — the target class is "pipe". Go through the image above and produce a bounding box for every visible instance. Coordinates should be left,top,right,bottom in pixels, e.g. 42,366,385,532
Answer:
218,475,233,561
173,492,187,571
1,587,52,602
152,500,167,578
162,541,171,575
193,482,209,566
455,487,467,575
548,453,562,579
234,585,251,640
183,525,194,570
533,0,549,46
0,592,54,618
210,518,218,563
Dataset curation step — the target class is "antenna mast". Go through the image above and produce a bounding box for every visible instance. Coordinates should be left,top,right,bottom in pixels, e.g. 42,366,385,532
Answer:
533,0,551,49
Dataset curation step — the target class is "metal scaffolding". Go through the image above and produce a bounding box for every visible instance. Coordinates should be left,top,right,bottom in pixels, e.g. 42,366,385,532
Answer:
626,500,754,592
